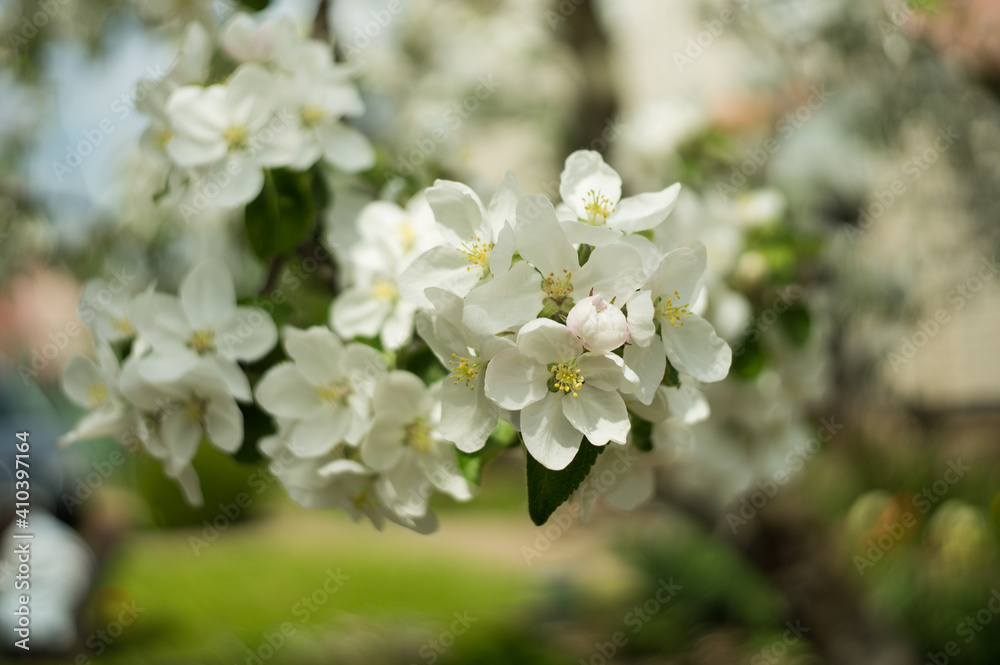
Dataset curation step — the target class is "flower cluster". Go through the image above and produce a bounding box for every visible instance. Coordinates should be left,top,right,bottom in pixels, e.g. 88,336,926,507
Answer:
393,150,732,474
61,261,278,505
141,13,373,209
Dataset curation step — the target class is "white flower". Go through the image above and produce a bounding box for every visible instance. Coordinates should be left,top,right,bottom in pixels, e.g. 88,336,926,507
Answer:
361,371,474,518
130,260,278,401
461,195,647,337
77,279,144,343
283,47,374,172
255,326,385,457
118,355,244,506
398,171,522,307
624,243,731,399
165,63,300,207
576,443,652,520
220,13,298,67
59,343,132,446
484,319,638,470
557,150,681,246
565,294,629,355
414,288,515,453
330,198,440,349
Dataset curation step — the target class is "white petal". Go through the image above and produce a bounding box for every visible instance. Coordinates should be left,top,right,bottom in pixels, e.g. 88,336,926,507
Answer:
605,461,654,511
575,243,646,303
372,371,432,422
559,150,622,219
623,340,666,405
576,352,633,392
516,318,582,365
319,123,375,172
483,349,548,410
425,180,485,244
648,244,705,304
664,381,710,424
625,290,656,347
521,394,582,471
662,315,732,383
609,183,681,232
161,408,202,470
439,377,496,453
216,306,278,361
462,261,543,337
282,326,343,384
513,195,578,276
180,260,236,330
489,222,516,277
255,363,323,419
398,246,484,307
227,63,277,130
205,394,243,452
331,288,390,339
288,411,350,457
559,220,623,247
210,159,264,208
362,415,408,470
484,169,523,238
171,465,204,506
211,356,252,402
562,385,629,446
62,356,105,408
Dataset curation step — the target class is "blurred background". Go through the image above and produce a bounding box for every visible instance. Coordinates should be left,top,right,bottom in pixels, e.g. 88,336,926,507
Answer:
1,0,1000,663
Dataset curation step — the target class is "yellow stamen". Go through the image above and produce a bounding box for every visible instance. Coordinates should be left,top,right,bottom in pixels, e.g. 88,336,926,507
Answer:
155,128,173,149
300,105,325,126
543,269,574,302
370,278,399,302
448,353,480,390
188,329,216,355
582,189,615,225
551,361,584,398
315,382,349,406
457,235,493,273
404,420,433,453
223,124,249,150
87,383,108,407
110,316,135,336
656,290,691,328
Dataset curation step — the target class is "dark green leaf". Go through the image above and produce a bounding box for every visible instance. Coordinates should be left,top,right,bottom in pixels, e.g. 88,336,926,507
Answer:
526,439,605,526
662,357,681,387
778,304,811,347
244,168,315,262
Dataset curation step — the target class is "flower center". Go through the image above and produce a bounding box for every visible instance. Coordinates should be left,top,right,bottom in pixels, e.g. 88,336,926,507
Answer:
315,381,349,407
582,189,615,225
155,128,173,149
404,420,433,453
188,329,216,355
448,353,481,390
223,124,249,150
550,361,584,397
369,278,399,302
543,269,574,303
655,291,691,328
182,399,206,423
300,105,325,126
110,316,135,336
87,383,108,407
399,221,417,254
457,236,493,273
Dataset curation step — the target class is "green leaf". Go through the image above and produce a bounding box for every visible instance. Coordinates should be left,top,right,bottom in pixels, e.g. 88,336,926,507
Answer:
244,168,315,262
526,440,605,526
629,413,654,452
